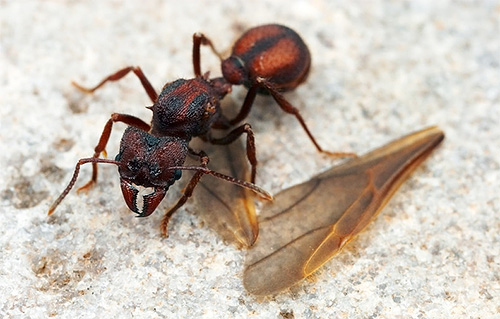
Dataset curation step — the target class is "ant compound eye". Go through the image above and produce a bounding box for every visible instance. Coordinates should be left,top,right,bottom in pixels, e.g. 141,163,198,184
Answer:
127,158,141,172
174,169,182,181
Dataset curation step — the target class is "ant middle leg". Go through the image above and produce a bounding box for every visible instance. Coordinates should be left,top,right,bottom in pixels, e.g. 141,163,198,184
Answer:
72,66,158,103
77,113,151,193
256,77,357,158
206,124,257,183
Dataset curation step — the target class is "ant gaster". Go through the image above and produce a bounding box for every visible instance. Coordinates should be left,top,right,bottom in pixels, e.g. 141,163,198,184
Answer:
48,73,271,237
192,24,356,157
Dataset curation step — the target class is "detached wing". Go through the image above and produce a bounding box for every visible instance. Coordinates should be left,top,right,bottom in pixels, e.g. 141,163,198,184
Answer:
244,126,445,295
190,138,259,248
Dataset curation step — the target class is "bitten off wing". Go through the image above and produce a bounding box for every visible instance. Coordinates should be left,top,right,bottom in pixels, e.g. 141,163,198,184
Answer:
244,126,445,295
190,138,259,248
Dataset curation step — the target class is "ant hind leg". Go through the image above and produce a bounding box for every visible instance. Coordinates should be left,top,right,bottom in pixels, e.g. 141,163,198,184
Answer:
192,33,224,77
257,77,357,158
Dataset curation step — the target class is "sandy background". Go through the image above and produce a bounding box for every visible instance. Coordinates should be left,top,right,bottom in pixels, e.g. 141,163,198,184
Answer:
1,1,498,318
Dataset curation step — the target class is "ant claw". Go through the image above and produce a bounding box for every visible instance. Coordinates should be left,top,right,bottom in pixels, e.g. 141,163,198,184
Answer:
71,81,94,94
76,180,95,194
160,227,170,238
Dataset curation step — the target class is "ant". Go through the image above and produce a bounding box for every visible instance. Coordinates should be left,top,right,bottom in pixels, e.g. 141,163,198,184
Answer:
48,73,271,237
48,24,353,237
192,24,356,157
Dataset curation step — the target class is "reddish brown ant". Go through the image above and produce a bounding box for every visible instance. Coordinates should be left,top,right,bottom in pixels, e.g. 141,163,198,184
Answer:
48,73,272,237
192,24,356,157
48,24,351,237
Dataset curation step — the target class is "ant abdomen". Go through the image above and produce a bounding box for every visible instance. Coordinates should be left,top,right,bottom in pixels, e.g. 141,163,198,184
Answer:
194,24,355,156
221,24,311,92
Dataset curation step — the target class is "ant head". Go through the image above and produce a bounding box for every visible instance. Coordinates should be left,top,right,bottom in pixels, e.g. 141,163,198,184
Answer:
116,127,187,217
221,56,247,85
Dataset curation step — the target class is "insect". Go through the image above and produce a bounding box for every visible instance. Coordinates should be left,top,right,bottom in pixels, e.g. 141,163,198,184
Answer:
187,24,360,247
243,126,445,295
48,73,272,237
49,24,354,238
192,23,356,157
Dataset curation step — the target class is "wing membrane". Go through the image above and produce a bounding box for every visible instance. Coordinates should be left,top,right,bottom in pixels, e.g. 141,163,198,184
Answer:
190,138,258,248
244,126,445,295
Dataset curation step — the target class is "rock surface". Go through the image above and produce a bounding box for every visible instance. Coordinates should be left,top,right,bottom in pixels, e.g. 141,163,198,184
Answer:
1,1,498,318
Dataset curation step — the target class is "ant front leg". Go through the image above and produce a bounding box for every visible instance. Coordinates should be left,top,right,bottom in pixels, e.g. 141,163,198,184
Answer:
77,113,151,193
207,124,257,184
160,149,210,237
256,77,357,158
72,66,158,103
192,33,223,77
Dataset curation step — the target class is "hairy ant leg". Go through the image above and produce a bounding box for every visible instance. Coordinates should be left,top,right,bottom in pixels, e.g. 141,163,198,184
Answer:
77,113,151,193
206,123,257,183
192,33,224,77
72,66,158,103
256,78,356,158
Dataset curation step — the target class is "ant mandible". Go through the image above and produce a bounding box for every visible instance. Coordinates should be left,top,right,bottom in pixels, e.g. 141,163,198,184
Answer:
192,24,356,157
48,71,271,237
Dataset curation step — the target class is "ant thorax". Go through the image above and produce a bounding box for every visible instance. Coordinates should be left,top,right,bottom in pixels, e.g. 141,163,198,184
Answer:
149,78,223,139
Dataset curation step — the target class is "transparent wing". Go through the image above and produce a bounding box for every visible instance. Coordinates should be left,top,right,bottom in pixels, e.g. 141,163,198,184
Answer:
190,137,258,248
244,126,445,295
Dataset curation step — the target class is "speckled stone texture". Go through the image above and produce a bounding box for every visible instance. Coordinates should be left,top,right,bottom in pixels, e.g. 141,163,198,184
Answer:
1,1,498,318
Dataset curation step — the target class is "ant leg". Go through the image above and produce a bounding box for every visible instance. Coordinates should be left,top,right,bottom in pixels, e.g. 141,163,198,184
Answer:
256,77,357,158
192,33,223,77
72,66,158,103
228,84,259,125
160,150,210,237
77,113,151,193
207,124,257,183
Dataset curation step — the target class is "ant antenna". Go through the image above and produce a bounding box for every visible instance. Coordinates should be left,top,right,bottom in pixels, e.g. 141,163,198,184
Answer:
48,158,122,215
48,159,273,216
165,166,273,200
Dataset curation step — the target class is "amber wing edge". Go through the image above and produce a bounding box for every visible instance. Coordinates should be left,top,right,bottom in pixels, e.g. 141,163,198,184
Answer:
243,126,445,296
